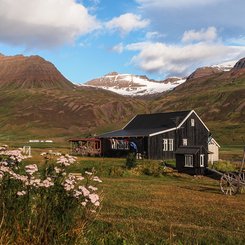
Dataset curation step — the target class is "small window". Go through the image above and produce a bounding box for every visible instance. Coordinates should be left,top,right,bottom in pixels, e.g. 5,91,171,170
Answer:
200,154,204,167
183,139,188,146
185,155,193,167
169,139,174,151
163,139,168,151
191,119,195,127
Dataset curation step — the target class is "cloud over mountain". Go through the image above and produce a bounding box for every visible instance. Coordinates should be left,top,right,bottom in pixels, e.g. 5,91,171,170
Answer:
125,27,245,76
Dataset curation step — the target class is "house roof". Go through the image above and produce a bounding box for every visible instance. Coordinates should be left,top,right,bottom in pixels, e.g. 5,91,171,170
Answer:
98,110,209,138
175,146,208,155
98,128,166,138
123,110,191,130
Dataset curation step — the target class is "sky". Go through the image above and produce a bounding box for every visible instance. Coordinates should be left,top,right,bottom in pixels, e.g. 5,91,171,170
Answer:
0,0,245,83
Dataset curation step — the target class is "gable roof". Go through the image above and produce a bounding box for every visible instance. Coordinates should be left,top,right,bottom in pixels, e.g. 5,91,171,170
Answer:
124,110,191,130
98,110,209,138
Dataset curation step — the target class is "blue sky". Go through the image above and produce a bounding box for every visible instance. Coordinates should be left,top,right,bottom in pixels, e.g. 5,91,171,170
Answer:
0,0,245,83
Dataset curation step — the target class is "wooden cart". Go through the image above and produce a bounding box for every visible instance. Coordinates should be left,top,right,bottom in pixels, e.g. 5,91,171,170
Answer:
219,147,245,195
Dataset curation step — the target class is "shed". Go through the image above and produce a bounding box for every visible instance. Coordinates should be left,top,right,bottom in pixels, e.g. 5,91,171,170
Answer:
208,138,220,164
175,146,208,175
69,138,101,156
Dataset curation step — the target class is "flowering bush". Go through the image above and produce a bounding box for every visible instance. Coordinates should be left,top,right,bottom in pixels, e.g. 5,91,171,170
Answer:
0,146,102,244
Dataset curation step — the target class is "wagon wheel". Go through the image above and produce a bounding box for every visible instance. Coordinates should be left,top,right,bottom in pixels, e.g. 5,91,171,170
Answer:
238,172,245,193
220,172,239,195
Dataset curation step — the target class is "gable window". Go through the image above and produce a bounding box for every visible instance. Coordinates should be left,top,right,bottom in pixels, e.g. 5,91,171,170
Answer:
183,139,188,146
163,139,168,151
185,155,193,167
169,139,174,151
191,119,195,127
200,154,204,167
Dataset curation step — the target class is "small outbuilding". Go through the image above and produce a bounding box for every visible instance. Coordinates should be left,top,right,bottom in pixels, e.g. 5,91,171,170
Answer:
69,138,101,156
175,146,208,175
208,138,220,164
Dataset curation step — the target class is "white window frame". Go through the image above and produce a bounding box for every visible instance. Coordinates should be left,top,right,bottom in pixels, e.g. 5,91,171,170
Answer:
169,139,174,151
191,118,195,127
183,138,188,146
163,139,168,151
185,155,193,167
200,154,204,167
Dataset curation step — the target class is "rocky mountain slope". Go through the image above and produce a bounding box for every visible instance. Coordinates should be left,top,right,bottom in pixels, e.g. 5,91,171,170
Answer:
84,72,185,96
0,54,73,90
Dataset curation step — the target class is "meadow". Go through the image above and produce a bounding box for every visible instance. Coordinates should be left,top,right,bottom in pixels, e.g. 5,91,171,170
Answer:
65,157,245,245
1,145,245,244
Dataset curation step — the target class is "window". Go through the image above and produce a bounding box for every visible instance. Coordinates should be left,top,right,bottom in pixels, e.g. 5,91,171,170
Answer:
191,118,195,127
200,154,204,167
169,139,174,151
183,139,188,146
163,139,168,151
185,155,193,167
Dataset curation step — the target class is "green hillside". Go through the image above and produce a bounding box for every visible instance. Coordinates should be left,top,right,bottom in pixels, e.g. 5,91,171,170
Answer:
150,68,245,144
0,87,148,143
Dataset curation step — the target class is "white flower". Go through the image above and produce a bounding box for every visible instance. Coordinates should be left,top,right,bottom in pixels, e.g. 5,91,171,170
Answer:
17,190,27,196
25,164,38,175
79,186,90,197
93,176,102,183
88,193,99,204
85,171,92,175
81,201,87,207
88,185,98,191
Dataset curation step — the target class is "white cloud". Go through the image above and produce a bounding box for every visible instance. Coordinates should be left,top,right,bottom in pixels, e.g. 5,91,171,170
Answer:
145,31,164,40
111,43,124,53
126,41,245,76
182,27,218,43
0,0,100,48
105,13,150,35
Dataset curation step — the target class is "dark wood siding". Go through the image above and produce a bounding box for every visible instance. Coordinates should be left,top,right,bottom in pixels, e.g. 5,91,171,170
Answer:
148,131,176,160
148,112,209,160
176,112,209,150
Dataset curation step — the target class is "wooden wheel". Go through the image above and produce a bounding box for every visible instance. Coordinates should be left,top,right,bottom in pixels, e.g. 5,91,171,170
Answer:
220,172,239,195
238,172,245,193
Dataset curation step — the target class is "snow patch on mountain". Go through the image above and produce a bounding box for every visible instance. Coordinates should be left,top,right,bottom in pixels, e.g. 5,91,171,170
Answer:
211,60,237,71
83,73,186,96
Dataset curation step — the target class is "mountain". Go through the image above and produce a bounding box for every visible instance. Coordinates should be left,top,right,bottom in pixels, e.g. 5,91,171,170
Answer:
187,67,223,80
0,54,73,90
0,54,149,142
150,57,245,144
84,72,186,96
0,54,244,145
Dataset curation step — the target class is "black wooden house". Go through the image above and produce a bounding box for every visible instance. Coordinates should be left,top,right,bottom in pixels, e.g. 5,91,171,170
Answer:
99,110,211,174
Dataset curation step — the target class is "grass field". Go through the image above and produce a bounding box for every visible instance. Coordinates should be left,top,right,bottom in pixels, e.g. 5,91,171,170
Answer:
20,147,244,245
3,144,245,244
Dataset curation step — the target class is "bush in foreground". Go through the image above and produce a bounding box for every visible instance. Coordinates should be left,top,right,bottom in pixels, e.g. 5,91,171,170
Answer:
0,146,102,245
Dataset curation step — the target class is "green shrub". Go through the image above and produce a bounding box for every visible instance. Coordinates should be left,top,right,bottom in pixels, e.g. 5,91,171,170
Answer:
125,153,137,169
212,160,237,172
